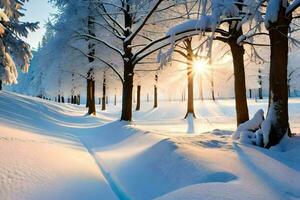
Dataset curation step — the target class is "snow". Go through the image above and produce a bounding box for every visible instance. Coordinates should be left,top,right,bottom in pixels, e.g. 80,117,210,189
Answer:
264,0,282,29
286,0,300,15
166,17,213,36
1,91,300,200
233,109,264,140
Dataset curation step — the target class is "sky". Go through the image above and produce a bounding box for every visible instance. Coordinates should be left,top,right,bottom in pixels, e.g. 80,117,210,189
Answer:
21,0,57,49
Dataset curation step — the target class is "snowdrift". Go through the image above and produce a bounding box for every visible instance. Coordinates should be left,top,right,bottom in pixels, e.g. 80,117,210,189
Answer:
1,91,300,200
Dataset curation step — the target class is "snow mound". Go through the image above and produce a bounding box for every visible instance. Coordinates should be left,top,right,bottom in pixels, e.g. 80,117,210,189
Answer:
232,109,264,141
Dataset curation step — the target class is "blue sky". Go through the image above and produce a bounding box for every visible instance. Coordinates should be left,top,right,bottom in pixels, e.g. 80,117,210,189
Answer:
21,0,57,49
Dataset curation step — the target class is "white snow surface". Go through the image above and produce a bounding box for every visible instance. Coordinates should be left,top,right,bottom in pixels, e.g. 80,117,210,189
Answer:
1,91,300,200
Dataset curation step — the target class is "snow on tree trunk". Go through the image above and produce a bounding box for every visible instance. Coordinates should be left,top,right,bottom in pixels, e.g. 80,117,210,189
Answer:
228,28,249,126
136,85,141,111
263,5,291,148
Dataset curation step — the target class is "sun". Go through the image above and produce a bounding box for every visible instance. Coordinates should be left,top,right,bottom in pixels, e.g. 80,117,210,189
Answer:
193,59,208,75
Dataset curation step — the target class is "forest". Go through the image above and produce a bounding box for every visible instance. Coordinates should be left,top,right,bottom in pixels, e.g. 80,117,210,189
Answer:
1,0,300,200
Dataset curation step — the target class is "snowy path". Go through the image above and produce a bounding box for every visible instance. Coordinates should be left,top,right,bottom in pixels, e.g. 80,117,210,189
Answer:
1,91,300,200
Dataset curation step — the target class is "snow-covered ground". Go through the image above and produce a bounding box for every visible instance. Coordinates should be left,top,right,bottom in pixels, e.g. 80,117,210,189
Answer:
1,91,300,200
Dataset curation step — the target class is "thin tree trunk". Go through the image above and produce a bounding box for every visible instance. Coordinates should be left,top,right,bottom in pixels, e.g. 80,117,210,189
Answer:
62,96,64,103
0,80,2,90
87,79,96,115
136,85,141,111
199,76,203,101
210,68,215,101
228,31,249,126
86,78,90,108
77,95,80,105
264,6,291,147
258,88,263,99
58,94,61,103
154,85,158,108
102,72,106,110
114,94,117,106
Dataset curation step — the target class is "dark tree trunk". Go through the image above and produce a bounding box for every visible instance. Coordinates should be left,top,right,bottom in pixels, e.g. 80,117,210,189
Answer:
249,89,252,99
121,64,134,121
114,94,117,106
58,94,61,103
228,30,249,126
86,78,90,108
0,80,2,90
61,96,65,103
87,78,96,115
74,95,77,104
136,85,141,111
154,85,158,108
102,72,106,110
71,96,74,104
258,88,263,99
77,95,80,105
265,6,291,147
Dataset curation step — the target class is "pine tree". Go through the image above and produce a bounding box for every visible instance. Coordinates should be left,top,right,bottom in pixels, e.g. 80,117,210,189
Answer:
0,0,38,89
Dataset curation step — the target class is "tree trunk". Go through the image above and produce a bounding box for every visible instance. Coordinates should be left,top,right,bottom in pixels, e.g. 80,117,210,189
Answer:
86,78,90,108
229,33,249,126
121,63,134,121
199,76,203,101
258,88,263,99
87,78,96,115
102,72,106,111
74,95,77,104
185,61,196,118
210,69,216,101
0,80,2,90
75,94,80,105
264,6,291,147
136,85,141,111
58,94,61,103
114,94,117,106
184,39,196,118
154,85,158,108
61,96,65,103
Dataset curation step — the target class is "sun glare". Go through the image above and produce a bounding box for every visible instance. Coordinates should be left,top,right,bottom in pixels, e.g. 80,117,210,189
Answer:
193,59,208,75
